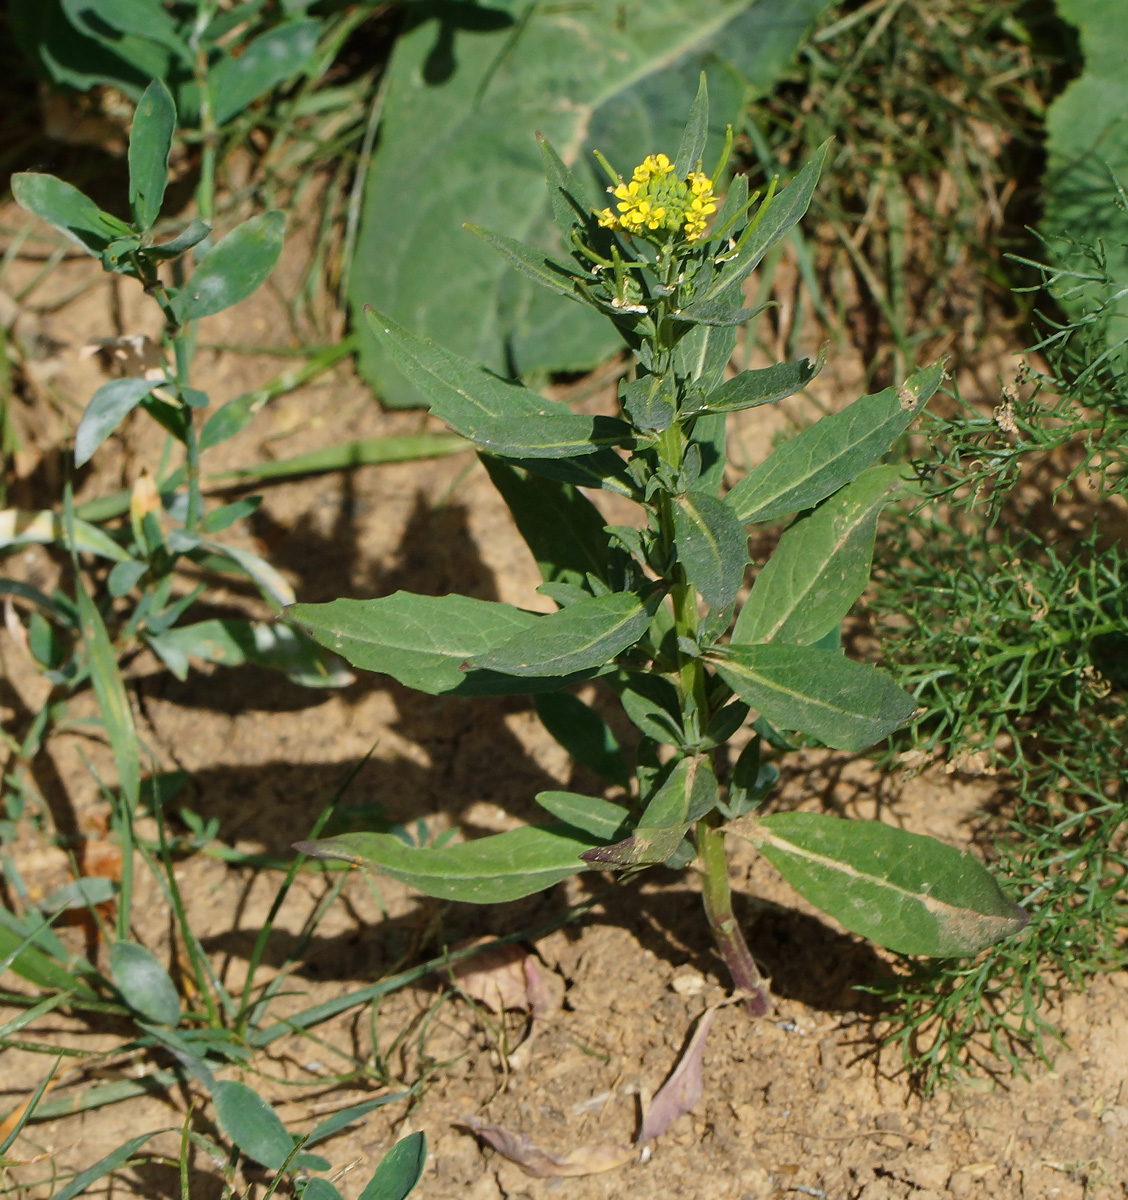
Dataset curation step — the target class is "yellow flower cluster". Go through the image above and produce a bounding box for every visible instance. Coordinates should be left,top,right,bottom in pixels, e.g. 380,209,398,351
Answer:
596,153,717,243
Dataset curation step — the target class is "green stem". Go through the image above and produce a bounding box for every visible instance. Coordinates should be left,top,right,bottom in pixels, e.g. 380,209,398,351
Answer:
696,818,771,1015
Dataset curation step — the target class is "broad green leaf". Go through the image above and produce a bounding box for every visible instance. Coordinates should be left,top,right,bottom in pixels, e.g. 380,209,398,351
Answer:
11,172,132,255
0,509,131,562
688,412,729,495
351,0,832,405
727,812,1029,956
364,309,627,459
619,375,677,433
1042,0,1128,341
734,465,907,646
728,361,944,524
75,378,159,466
508,450,637,498
481,457,626,590
297,824,597,903
712,644,917,751
469,593,649,677
289,592,539,694
685,347,825,415
699,140,830,305
583,756,716,866
534,791,633,841
128,78,175,231
64,0,190,65
109,941,181,1026
53,1131,159,1200
176,211,286,321
210,20,320,125
359,1132,427,1200
213,1081,294,1169
613,671,685,745
534,692,631,787
673,490,747,609
302,1182,344,1200
145,619,353,688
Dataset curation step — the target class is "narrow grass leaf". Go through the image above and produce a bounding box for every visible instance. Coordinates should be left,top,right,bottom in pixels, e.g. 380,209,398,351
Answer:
728,362,943,524
358,1131,426,1200
75,378,159,466
196,540,294,609
177,211,286,321
0,1059,59,1154
53,1130,158,1200
534,792,632,841
713,644,917,751
290,592,539,694
534,692,631,787
11,173,131,255
211,434,468,481
727,812,1030,956
672,491,747,609
213,1081,294,1169
109,942,181,1026
734,465,908,645
128,79,175,231
469,593,648,677
306,1095,410,1148
365,309,626,459
296,825,597,904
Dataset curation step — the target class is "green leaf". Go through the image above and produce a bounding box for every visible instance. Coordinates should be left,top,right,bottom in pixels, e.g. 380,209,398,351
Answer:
674,73,710,177
507,450,637,498
583,755,716,866
302,1182,344,1200
359,1132,427,1200
480,457,626,591
712,644,917,751
176,211,286,321
733,465,908,646
289,592,539,694
534,791,632,841
53,1131,159,1200
351,0,831,405
0,919,90,993
464,224,587,304
673,490,747,609
109,941,181,1025
306,1095,409,1148
699,140,830,305
11,172,132,255
364,309,627,459
619,375,677,433
612,671,685,745
728,361,944,524
75,377,159,466
469,593,649,677
534,692,631,787
209,20,320,125
213,1080,294,1169
727,812,1030,956
195,539,294,610
145,619,354,688
297,825,596,904
685,347,825,415
142,219,211,260
128,78,175,231
0,509,132,562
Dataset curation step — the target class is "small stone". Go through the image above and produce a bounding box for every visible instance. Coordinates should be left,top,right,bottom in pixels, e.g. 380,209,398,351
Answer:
948,1169,976,1198
671,969,707,997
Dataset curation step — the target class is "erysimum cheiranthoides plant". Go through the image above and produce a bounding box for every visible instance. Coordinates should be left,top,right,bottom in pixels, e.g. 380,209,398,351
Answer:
291,79,1029,1016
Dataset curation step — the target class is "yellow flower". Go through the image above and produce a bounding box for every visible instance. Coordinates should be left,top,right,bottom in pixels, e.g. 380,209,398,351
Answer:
595,154,717,244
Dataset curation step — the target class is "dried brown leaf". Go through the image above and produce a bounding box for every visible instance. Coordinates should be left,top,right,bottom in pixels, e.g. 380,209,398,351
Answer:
637,1005,716,1142
463,1117,632,1177
446,938,533,1013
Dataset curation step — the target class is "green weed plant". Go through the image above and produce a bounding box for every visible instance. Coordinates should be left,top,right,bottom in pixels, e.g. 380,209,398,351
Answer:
294,79,1030,1016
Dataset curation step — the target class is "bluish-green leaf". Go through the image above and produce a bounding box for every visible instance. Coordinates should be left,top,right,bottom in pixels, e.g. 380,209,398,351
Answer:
128,78,175,231
734,465,908,646
469,593,649,677
53,1131,159,1200
75,378,159,467
364,309,627,458
306,1095,410,1148
290,592,539,694
0,509,131,562
213,1080,294,1169
685,347,825,415
12,172,132,255
109,941,181,1026
209,20,320,125
142,219,210,260
534,791,633,841
728,361,944,524
727,812,1029,956
176,211,286,321
712,643,917,751
297,825,596,904
359,1132,427,1200
673,490,747,609
534,692,631,787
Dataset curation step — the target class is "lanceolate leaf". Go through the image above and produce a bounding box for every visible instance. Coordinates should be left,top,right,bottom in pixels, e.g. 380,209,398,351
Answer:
469,593,650,677
75,378,159,467
726,812,1029,956
534,693,632,787
712,644,917,751
534,791,633,840
213,1081,294,1169
481,457,626,590
12,172,132,255
210,20,320,125
176,211,286,321
673,490,748,609
365,308,628,459
128,78,175,231
734,465,908,646
297,825,599,903
359,1132,428,1200
289,593,539,694
685,347,825,415
109,941,180,1026
728,361,944,524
